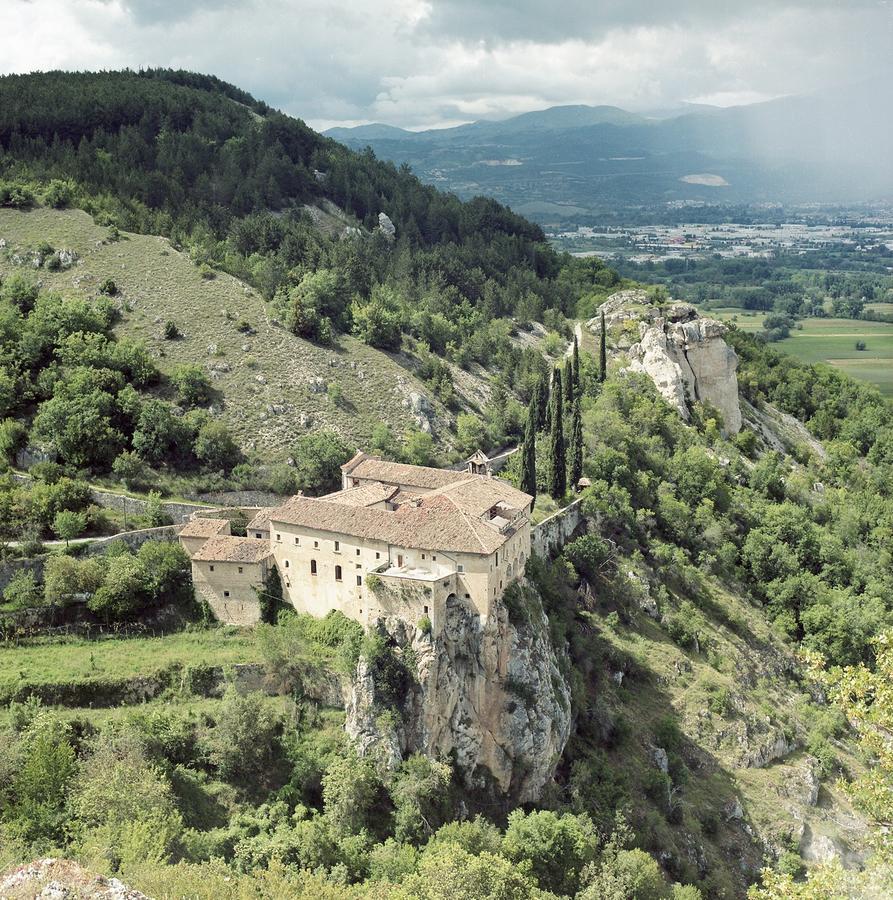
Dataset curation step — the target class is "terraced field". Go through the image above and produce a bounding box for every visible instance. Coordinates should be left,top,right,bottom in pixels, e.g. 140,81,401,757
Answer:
713,310,893,396
0,627,260,704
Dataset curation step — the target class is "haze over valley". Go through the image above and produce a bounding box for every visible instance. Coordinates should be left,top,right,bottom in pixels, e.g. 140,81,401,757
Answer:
1,3,893,899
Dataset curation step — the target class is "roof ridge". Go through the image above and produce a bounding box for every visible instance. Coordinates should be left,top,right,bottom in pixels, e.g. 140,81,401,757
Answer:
434,491,489,554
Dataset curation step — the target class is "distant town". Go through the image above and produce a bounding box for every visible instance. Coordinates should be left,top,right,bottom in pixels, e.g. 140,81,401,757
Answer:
551,218,893,265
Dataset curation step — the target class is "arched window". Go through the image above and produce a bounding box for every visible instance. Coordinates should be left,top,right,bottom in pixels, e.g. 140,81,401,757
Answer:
335,565,342,582
310,559,317,575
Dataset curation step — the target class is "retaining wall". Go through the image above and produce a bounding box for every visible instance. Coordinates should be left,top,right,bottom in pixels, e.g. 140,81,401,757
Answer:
531,498,585,558
9,472,213,524
191,490,287,508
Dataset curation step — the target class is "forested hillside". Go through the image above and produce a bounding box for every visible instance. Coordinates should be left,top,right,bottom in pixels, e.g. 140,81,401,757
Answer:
2,69,893,899
0,70,623,479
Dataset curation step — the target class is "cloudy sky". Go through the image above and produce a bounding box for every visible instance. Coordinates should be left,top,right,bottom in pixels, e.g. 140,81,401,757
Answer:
1,0,891,130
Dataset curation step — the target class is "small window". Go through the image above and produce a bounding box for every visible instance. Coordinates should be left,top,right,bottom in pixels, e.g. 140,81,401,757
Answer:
335,565,342,582
421,553,426,560
276,533,281,542
284,560,290,568
376,552,380,559
355,563,361,569
209,564,214,572
238,566,243,574
465,593,471,599
356,548,361,556
255,532,262,538
223,590,230,597
294,536,300,545
356,575,362,586
496,551,499,566
432,555,437,561
310,560,317,575
424,605,429,615
458,564,464,573
314,540,319,549
334,540,340,552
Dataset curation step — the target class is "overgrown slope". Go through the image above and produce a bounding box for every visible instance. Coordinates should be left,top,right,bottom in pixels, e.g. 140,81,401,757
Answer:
0,206,456,459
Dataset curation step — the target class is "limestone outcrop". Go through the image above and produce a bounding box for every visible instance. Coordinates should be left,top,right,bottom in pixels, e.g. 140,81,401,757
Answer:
588,291,742,434
346,587,572,805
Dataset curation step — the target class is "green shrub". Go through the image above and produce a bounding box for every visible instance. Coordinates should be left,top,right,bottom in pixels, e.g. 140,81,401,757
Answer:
3,570,42,609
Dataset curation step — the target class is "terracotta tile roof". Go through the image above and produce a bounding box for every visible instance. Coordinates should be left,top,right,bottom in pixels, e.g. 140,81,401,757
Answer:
246,508,273,531
192,536,272,564
179,517,230,539
425,475,533,518
340,452,465,490
321,482,400,507
269,472,530,555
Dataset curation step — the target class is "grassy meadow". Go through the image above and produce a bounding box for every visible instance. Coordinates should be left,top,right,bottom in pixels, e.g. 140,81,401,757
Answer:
0,627,260,703
712,309,893,396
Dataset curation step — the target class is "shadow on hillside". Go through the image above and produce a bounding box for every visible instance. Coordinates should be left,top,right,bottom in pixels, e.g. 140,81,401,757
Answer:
554,610,768,895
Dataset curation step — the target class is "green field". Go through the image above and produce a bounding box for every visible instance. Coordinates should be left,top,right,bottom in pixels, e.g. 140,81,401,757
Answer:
0,627,259,699
712,311,893,396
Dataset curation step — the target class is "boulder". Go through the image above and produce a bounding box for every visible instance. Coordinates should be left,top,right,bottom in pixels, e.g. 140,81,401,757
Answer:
377,212,396,240
403,390,434,433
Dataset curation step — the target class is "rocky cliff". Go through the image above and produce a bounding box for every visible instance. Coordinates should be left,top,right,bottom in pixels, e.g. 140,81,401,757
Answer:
588,291,742,434
346,587,572,806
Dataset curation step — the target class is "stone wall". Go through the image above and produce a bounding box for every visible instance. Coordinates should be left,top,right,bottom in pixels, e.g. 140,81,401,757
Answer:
83,525,181,555
531,499,584,558
87,490,210,524
9,472,213,524
191,490,287,508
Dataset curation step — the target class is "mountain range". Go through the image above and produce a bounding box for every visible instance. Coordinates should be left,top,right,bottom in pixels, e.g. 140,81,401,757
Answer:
326,83,893,223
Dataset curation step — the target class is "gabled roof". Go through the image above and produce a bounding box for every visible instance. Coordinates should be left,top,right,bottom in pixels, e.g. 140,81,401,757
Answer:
320,481,400,507
424,475,532,518
192,537,272,564
179,517,230,539
269,472,530,555
246,508,273,531
340,452,465,490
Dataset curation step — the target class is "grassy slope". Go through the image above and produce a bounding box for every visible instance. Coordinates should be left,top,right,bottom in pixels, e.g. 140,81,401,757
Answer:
0,207,456,460
0,627,259,701
581,552,867,892
711,310,893,396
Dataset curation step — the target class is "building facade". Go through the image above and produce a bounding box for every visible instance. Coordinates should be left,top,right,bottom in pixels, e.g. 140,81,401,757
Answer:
182,452,533,631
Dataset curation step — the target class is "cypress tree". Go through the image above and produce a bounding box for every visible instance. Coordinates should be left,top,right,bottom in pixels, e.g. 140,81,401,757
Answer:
564,356,574,406
599,310,607,383
520,394,537,498
570,398,583,489
548,367,566,499
544,371,553,434
572,335,581,394
534,370,549,431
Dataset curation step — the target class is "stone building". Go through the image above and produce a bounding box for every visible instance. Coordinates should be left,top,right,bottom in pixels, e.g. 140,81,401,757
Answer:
182,452,533,631
190,535,274,626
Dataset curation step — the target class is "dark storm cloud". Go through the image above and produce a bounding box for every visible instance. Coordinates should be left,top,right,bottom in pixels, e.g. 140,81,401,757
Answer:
1,0,892,129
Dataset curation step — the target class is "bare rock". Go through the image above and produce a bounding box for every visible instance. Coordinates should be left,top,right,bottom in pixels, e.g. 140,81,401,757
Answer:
347,589,571,805
650,744,669,775
377,212,396,240
402,391,434,433
591,290,742,434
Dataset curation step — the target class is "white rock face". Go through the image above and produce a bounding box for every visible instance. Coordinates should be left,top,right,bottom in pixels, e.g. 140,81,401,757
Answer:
590,292,742,434
377,212,396,240
347,590,572,804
